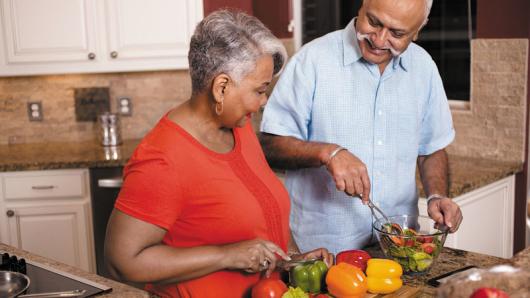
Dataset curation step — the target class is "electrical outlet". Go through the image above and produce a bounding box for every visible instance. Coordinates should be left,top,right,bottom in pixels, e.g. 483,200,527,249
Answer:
27,102,43,121
118,97,132,116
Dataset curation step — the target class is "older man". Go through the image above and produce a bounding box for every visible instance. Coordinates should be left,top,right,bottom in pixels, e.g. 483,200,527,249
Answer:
260,0,463,254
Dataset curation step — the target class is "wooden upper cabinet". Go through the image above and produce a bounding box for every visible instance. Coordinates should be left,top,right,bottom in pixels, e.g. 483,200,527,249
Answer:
0,0,203,76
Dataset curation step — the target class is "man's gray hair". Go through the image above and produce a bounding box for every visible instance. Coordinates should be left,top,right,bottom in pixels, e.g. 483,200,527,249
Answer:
423,0,433,25
364,0,433,25
188,10,287,95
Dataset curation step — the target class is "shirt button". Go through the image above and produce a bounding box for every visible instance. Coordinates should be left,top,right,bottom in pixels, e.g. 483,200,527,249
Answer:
378,110,383,116
377,140,383,145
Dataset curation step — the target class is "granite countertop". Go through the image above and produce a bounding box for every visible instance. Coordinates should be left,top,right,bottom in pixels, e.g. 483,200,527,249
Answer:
364,244,530,297
0,140,524,197
1,242,528,297
0,243,151,297
420,155,523,198
0,139,141,171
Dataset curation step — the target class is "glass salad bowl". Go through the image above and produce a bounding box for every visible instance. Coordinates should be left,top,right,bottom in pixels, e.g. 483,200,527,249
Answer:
373,215,448,275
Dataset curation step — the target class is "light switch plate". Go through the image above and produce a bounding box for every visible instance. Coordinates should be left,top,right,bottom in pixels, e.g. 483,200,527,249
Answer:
27,101,43,121
118,97,132,116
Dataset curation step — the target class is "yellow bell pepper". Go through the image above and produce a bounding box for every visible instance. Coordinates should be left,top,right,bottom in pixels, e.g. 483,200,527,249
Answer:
366,258,403,294
325,262,367,298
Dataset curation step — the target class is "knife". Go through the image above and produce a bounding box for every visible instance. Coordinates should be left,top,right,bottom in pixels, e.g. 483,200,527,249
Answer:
276,258,321,270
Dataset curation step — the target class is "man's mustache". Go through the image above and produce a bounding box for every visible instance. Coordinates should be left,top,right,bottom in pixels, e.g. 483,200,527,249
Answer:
356,32,401,57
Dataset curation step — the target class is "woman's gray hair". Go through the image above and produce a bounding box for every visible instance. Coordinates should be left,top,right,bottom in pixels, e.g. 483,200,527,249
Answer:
188,10,287,95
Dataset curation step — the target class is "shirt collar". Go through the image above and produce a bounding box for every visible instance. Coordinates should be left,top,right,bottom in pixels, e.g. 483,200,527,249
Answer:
342,18,410,72
392,46,410,71
342,18,363,66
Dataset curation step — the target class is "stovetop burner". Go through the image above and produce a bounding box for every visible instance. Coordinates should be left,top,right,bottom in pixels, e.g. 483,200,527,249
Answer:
1,252,111,297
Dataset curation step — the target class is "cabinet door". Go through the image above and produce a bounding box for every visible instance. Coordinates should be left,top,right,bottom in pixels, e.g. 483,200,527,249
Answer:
419,175,515,258
0,0,98,64
103,0,202,70
5,201,95,272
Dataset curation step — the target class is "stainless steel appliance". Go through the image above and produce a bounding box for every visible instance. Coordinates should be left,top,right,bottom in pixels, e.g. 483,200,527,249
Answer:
88,167,123,279
0,252,111,297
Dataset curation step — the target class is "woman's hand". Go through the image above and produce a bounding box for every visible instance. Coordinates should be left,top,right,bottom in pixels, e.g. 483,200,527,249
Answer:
222,238,290,277
291,248,334,268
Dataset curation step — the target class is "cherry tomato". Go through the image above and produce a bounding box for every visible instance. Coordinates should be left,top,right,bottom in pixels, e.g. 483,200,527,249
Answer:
251,277,288,298
470,287,510,298
421,243,436,254
335,250,371,272
417,236,434,243
404,239,415,247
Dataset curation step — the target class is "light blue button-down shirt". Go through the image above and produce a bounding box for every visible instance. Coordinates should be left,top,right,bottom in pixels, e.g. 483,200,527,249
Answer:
260,20,455,254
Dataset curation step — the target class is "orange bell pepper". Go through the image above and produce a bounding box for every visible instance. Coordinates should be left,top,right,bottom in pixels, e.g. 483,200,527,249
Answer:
325,263,367,298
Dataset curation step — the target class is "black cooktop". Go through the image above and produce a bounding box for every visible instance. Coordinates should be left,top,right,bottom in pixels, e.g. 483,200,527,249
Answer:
1,252,111,297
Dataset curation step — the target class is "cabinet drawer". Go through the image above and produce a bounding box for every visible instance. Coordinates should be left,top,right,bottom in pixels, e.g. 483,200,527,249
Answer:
3,172,85,200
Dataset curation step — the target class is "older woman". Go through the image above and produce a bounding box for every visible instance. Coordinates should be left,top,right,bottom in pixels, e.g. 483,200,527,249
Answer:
104,10,331,298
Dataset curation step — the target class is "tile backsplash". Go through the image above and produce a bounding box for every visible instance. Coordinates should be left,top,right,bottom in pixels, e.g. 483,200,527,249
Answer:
0,38,527,164
0,70,191,145
447,39,528,163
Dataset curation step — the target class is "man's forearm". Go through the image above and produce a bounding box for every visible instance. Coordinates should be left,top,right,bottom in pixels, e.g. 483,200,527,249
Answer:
259,133,339,170
417,149,449,198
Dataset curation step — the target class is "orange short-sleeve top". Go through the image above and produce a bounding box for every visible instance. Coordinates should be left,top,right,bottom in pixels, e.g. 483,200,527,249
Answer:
115,114,290,297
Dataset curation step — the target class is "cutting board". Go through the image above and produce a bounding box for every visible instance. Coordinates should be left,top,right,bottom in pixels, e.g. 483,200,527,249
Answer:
365,285,422,297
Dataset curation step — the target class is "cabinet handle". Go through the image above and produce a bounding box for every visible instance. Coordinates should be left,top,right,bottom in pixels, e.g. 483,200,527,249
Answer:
31,185,55,190
88,52,96,60
98,178,123,188
110,51,118,58
6,210,14,217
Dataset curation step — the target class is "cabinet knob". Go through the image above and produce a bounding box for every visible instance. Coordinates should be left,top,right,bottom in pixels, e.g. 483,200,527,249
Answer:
88,52,96,60
6,210,14,217
110,51,118,58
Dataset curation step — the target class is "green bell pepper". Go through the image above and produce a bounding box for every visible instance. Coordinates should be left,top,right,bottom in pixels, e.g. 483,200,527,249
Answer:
290,260,328,293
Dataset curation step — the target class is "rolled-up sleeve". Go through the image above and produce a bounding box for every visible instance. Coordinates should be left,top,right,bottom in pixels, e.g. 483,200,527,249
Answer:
418,60,456,156
260,52,315,141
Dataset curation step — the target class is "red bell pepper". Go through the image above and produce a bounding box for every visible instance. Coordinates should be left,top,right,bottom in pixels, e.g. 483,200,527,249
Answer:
335,250,371,272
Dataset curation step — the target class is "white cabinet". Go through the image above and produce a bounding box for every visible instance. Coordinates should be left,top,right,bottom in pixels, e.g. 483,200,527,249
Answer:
0,0,98,64
0,0,203,76
0,169,96,272
419,175,515,258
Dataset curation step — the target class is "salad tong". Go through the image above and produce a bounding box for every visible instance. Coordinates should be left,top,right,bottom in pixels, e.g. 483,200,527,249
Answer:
357,194,392,225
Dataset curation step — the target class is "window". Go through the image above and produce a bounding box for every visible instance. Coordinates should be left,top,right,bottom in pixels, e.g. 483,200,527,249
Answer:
300,0,476,101
416,0,476,101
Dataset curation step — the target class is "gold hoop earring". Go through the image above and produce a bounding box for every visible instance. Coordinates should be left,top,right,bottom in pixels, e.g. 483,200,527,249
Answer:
215,100,224,115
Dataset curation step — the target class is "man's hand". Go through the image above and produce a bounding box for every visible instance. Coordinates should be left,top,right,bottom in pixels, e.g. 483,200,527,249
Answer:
326,149,371,202
427,197,463,233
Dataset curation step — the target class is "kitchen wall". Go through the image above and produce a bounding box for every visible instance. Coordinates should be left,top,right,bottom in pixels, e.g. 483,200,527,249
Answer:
203,0,292,38
447,39,529,163
0,38,295,146
0,71,191,145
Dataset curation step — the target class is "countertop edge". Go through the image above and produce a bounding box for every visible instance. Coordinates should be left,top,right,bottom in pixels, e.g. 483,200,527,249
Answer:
0,243,151,297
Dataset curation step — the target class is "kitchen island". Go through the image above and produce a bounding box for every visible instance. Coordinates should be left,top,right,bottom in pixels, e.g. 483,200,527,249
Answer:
365,244,530,297
2,241,528,297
